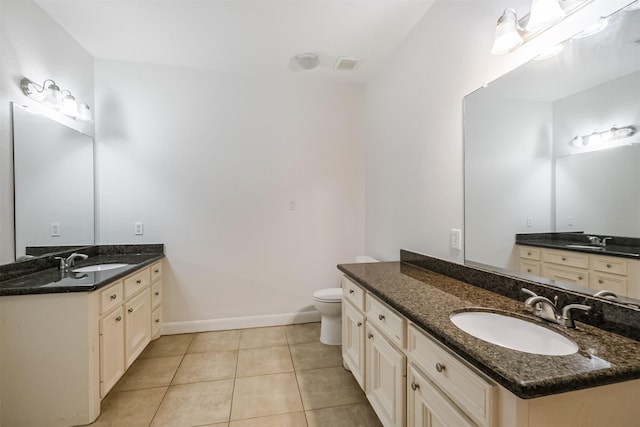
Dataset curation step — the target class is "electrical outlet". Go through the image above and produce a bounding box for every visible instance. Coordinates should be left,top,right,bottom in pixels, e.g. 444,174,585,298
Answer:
450,229,462,250
527,217,533,228
134,222,144,236
568,216,574,226
51,222,61,237
289,200,297,211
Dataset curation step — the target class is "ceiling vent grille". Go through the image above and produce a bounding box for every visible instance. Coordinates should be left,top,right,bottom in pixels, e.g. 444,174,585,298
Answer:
333,56,361,72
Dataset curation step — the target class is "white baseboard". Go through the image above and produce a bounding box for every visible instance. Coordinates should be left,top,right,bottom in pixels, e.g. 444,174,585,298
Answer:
161,310,321,335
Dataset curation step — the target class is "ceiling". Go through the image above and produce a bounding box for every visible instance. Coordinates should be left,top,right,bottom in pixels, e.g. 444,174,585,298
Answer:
35,0,436,82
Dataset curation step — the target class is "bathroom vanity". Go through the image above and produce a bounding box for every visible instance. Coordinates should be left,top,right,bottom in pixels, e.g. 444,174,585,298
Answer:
339,250,640,427
0,245,164,427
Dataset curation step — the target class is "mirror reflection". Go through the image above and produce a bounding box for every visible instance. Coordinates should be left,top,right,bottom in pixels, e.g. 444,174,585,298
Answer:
464,4,640,303
12,103,95,261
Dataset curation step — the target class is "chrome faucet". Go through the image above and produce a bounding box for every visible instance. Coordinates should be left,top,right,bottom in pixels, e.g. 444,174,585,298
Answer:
594,290,618,300
54,253,88,271
587,236,613,247
522,288,591,328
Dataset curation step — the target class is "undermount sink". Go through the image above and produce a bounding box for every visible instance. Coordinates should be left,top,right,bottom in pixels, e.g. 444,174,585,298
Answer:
564,244,604,251
72,263,129,273
450,311,578,356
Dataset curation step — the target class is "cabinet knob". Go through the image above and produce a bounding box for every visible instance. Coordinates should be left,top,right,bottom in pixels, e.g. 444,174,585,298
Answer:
367,332,374,339
378,314,385,321
356,322,362,327
110,294,117,300
410,381,420,391
136,279,142,284
527,269,532,273
155,319,160,323
527,252,532,256
349,289,354,294
598,279,604,284
128,308,134,313
115,316,122,322
578,276,583,280
561,257,567,261
606,264,612,269
155,292,160,296
154,269,160,273
435,363,446,373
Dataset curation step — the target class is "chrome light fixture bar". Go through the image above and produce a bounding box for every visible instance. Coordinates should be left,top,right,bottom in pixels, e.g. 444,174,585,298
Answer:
570,125,637,147
491,0,594,55
20,77,93,122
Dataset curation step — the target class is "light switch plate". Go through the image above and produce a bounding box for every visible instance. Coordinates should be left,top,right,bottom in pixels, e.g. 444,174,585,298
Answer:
134,222,144,235
51,222,61,237
450,229,462,250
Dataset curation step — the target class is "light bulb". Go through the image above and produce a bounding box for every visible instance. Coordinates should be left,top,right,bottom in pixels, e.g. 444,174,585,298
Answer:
77,102,93,122
588,132,602,145
41,82,62,109
526,0,565,33
491,9,523,55
61,92,79,118
571,136,585,147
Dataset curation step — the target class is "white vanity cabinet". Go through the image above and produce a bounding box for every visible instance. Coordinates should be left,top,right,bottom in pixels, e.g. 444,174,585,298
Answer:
0,260,164,427
342,280,366,389
518,245,640,298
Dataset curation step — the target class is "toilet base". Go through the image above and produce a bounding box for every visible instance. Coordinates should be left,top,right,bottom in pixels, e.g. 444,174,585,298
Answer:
319,314,342,345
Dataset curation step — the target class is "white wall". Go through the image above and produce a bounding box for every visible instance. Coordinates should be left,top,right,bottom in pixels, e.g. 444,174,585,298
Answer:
362,0,634,262
95,60,364,329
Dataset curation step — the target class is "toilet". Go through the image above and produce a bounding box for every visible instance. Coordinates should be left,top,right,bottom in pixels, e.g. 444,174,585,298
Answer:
313,287,343,345
313,255,379,345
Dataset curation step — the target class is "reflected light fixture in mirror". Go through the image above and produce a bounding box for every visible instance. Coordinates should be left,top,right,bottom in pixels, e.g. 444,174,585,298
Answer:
570,126,637,147
20,77,93,122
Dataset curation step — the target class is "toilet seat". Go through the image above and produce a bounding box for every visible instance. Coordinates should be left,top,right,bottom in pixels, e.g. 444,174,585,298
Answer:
313,288,343,303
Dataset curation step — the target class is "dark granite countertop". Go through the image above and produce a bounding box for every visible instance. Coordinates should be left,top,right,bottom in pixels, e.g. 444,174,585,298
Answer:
0,245,164,296
338,261,640,399
516,232,640,259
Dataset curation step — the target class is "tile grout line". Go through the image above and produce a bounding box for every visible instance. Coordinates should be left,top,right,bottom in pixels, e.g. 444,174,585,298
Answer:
289,340,311,427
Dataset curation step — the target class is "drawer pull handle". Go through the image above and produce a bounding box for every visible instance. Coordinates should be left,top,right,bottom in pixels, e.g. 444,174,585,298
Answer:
136,279,142,284
110,294,117,300
154,269,160,273
155,319,160,323
527,252,532,256
349,289,355,294
606,264,612,268
410,381,419,391
128,308,134,313
561,257,567,261
155,292,160,296
356,322,362,327
367,332,373,339
378,314,385,321
435,363,446,373
598,279,604,284
115,316,122,322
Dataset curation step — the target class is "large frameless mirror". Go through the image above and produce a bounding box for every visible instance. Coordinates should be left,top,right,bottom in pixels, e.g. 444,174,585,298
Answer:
464,3,640,303
12,103,95,261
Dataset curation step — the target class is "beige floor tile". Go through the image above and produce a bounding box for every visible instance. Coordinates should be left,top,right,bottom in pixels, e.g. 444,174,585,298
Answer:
89,387,167,427
236,345,293,377
172,350,238,384
200,424,229,427
306,403,383,427
231,372,303,420
188,329,241,353
113,356,183,392
296,367,366,410
285,322,321,345
150,380,234,427
238,326,288,349
229,412,307,427
290,341,342,371
140,334,193,359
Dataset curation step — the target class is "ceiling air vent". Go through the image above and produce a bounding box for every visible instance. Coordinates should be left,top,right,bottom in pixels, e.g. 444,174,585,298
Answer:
333,56,361,72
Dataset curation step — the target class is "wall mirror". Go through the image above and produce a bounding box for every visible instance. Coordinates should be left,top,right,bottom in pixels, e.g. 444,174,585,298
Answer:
464,3,640,303
12,103,95,262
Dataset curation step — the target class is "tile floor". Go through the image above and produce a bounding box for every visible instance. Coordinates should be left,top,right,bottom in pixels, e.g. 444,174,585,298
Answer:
87,322,383,427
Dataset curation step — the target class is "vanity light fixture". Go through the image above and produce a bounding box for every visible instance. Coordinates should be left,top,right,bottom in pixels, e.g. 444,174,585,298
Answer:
491,0,593,55
20,77,93,122
571,125,637,147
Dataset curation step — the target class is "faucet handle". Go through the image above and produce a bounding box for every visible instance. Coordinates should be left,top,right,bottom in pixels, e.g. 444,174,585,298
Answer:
54,257,66,270
601,237,613,247
587,235,601,245
521,288,538,298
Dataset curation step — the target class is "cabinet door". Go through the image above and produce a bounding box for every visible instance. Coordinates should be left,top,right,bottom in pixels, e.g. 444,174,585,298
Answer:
125,288,151,368
408,364,476,427
343,300,366,390
100,306,125,398
366,323,406,427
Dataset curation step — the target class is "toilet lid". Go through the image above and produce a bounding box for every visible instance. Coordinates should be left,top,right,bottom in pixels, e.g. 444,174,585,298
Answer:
313,288,343,302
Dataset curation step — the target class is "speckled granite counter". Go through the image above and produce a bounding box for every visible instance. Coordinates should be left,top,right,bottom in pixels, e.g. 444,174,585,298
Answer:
516,232,640,259
0,244,164,296
338,258,640,399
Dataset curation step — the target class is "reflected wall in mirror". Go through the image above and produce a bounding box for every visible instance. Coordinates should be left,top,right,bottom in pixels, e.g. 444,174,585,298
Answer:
12,103,95,261
464,4,640,302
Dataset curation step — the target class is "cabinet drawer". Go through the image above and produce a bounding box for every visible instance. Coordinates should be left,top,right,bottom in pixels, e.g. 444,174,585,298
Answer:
519,246,540,261
520,260,540,276
150,261,162,282
99,281,123,315
366,294,406,349
542,264,588,287
151,306,162,339
407,324,494,427
151,280,162,310
590,272,628,295
592,256,627,276
542,249,589,269
124,268,151,298
342,276,365,312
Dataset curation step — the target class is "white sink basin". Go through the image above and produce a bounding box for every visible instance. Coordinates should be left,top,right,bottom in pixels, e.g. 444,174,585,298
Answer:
73,263,129,273
450,311,578,356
